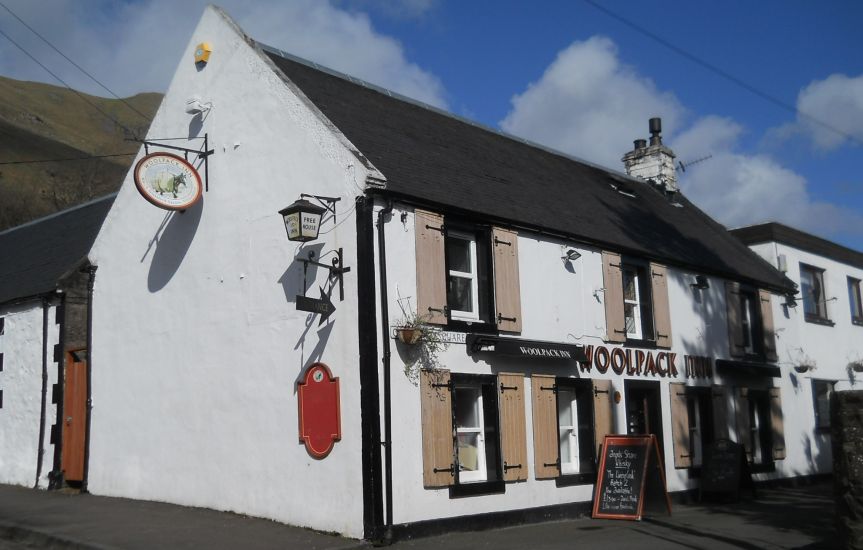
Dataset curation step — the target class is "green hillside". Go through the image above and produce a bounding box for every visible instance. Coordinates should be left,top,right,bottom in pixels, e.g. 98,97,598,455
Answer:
0,76,161,230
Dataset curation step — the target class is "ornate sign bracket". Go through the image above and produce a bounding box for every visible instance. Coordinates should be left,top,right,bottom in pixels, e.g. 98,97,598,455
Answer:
135,134,215,192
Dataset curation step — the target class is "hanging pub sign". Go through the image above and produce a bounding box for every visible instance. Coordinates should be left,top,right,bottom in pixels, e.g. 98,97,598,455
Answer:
297,363,341,459
134,152,203,211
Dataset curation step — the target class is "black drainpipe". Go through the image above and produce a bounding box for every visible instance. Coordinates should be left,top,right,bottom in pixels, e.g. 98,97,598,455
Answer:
81,265,97,492
376,199,394,541
34,296,50,488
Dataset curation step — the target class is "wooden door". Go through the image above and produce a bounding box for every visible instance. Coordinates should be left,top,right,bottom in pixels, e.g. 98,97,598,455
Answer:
61,350,87,482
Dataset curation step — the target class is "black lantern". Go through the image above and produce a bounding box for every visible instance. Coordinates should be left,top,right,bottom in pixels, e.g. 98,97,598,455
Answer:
279,198,327,242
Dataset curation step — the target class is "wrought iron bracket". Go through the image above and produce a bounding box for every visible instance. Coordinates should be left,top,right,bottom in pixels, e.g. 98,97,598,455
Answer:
295,248,351,302
136,134,215,192
300,194,341,225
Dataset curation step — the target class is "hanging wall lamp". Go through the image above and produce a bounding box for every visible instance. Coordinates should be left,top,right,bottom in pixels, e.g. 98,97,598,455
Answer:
279,195,340,242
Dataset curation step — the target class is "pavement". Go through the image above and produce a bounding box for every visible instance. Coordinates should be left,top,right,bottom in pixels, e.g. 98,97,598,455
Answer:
0,481,837,549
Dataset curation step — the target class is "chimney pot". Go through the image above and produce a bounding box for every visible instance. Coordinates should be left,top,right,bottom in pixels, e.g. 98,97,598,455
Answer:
634,139,647,151
649,117,662,145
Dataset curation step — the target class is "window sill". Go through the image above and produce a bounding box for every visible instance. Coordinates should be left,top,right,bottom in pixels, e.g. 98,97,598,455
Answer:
852,317,863,327
446,319,498,335
555,472,596,487
624,338,657,349
748,462,776,474
449,479,505,498
804,315,835,327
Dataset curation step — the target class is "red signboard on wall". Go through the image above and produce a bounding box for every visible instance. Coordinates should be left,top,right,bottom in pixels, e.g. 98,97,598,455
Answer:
297,363,341,459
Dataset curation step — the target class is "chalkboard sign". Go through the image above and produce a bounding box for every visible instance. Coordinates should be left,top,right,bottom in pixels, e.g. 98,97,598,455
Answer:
699,439,754,501
592,435,671,520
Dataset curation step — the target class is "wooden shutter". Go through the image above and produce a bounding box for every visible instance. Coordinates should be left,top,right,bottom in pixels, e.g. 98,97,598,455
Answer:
734,387,752,460
725,282,745,358
650,263,672,348
711,385,730,440
415,210,447,325
760,290,778,362
420,369,454,487
592,379,614,460
602,251,626,343
498,373,527,481
769,387,786,460
669,383,691,469
492,227,522,333
531,374,558,479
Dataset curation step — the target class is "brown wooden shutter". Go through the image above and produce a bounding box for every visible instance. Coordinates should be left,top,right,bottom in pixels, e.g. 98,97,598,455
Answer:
531,374,558,479
492,227,522,333
602,251,626,343
711,385,730,440
669,383,692,469
650,263,672,348
420,369,454,487
769,387,786,460
592,379,614,460
415,210,448,325
734,387,752,460
498,373,527,481
760,290,778,362
725,282,745,358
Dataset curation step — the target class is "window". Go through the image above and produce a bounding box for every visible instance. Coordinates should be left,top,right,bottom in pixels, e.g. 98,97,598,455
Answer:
849,277,863,326
0,317,4,335
532,376,611,484
735,387,785,471
670,384,721,470
420,370,527,491
414,210,522,333
602,252,672,348
556,382,596,476
446,230,481,322
812,380,835,431
801,264,829,323
725,284,777,361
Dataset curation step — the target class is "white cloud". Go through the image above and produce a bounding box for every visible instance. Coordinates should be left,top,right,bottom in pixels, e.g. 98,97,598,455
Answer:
0,0,447,107
794,73,863,151
500,36,685,169
500,37,863,239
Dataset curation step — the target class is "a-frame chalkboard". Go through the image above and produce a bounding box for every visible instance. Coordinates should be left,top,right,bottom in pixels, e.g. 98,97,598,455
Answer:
699,439,756,502
592,435,672,520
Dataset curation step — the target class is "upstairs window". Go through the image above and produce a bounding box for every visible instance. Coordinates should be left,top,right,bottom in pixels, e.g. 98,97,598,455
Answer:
725,283,777,361
739,289,761,355
848,277,863,326
602,252,671,348
414,209,521,333
801,264,829,323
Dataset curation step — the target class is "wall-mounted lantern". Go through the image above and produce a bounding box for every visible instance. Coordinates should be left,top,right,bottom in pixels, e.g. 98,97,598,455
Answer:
279,195,339,242
690,275,709,290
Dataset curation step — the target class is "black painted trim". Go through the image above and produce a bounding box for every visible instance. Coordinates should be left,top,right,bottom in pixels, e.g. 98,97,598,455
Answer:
356,197,384,540
804,314,835,327
715,359,780,378
448,480,505,498
732,222,863,270
555,472,597,487
49,292,66,489
34,298,49,488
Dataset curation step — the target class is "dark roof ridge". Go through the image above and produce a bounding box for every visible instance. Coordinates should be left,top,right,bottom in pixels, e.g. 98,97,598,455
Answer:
0,193,117,236
731,222,863,270
257,42,654,190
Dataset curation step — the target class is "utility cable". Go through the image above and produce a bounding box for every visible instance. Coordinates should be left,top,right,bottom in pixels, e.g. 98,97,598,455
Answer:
582,0,863,147
0,24,140,140
0,0,151,123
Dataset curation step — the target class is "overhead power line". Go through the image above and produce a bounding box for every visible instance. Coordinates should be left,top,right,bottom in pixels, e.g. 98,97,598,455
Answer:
0,153,136,165
0,23,140,140
582,0,862,147
0,1,151,123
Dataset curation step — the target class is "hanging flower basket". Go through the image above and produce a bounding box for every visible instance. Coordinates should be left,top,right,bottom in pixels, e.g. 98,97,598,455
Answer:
793,364,811,374
852,362,863,373
395,326,423,345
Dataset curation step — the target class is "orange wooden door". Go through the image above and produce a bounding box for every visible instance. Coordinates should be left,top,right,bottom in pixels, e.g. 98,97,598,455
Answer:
61,351,87,482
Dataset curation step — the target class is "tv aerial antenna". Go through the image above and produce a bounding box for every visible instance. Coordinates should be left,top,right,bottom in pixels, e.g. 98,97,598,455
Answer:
678,154,713,173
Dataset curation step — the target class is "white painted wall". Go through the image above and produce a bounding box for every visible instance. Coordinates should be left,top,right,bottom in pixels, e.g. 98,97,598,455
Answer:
87,7,374,538
0,301,59,489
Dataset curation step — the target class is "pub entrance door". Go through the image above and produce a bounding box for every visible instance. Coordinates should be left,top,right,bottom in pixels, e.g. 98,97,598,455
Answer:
625,380,665,463
61,350,87,483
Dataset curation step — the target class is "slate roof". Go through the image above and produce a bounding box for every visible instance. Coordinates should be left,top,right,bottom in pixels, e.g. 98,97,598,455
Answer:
262,46,793,293
732,222,863,270
0,194,114,306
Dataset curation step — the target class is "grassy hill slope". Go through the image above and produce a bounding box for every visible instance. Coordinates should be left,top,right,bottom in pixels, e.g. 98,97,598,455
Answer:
0,76,161,230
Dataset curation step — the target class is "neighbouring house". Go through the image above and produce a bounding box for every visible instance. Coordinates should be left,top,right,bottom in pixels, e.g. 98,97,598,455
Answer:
2,5,860,543
0,194,114,490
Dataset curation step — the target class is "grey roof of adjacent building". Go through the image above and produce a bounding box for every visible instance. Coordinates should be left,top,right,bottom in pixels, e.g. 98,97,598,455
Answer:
261,45,794,293
0,194,115,306
731,222,863,271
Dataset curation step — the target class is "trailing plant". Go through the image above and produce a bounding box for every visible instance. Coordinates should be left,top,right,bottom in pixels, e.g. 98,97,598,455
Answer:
393,296,448,385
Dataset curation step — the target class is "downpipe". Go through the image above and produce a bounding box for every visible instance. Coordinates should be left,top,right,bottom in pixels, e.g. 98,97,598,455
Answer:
376,200,394,544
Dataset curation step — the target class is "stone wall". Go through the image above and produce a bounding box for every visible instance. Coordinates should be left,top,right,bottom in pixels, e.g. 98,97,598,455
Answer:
832,390,863,549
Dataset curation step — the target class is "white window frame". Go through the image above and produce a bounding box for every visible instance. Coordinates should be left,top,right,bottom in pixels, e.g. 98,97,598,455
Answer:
557,387,582,475
686,395,704,467
447,230,480,322
623,266,643,340
455,383,487,483
741,292,755,355
801,264,828,320
849,277,863,323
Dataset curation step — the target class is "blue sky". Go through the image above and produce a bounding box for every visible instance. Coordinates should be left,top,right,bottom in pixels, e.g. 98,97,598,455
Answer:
1,0,861,249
